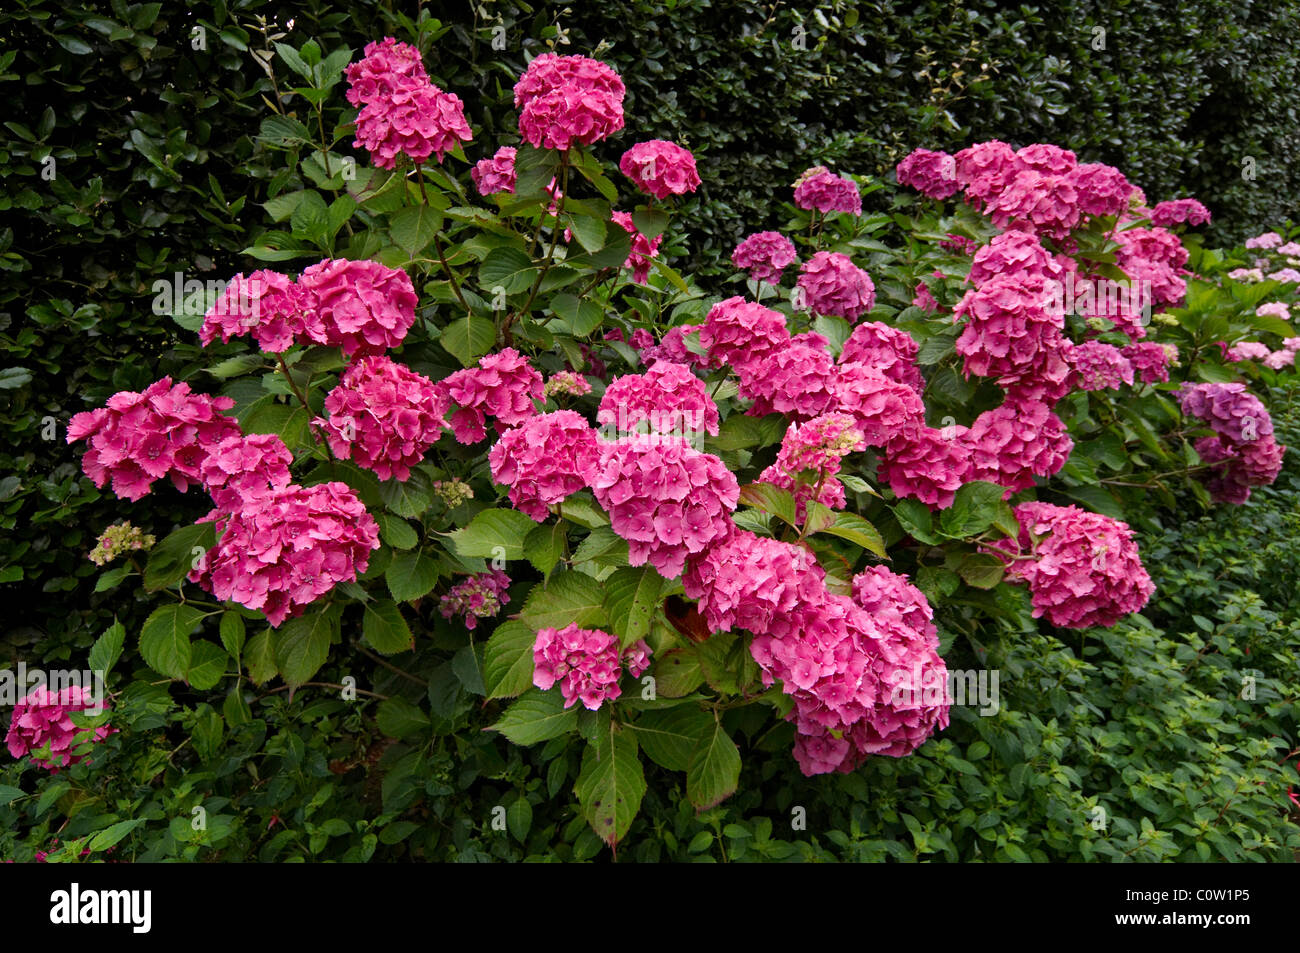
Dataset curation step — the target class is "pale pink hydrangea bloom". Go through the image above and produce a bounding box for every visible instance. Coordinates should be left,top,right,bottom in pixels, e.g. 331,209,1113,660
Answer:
877,424,971,509
198,433,294,513
1277,241,1300,257
1225,341,1271,363
895,148,959,199
514,53,625,150
698,296,790,371
6,686,114,772
544,370,592,399
439,347,544,444
590,434,738,578
1263,349,1296,370
1244,231,1282,250
792,166,861,215
839,321,924,393
987,502,1154,629
317,356,449,481
619,140,701,199
439,570,510,630
1256,301,1291,322
488,410,600,521
609,210,662,284
189,482,380,627
1268,268,1300,283
67,377,241,502
296,258,418,358
1070,341,1135,391
532,624,647,710
1067,163,1131,218
199,270,307,353
796,251,875,320
963,397,1073,496
731,231,798,284
758,413,865,517
598,361,720,437
1149,198,1211,228
1227,268,1265,282
471,146,517,195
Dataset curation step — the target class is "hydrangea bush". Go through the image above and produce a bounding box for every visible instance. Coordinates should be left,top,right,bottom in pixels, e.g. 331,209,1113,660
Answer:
12,37,1294,854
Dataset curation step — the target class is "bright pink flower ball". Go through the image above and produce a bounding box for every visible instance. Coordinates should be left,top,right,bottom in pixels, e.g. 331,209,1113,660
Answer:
895,148,958,199
620,140,701,200
488,410,600,521
440,347,544,444
472,146,517,195
296,258,418,358
6,686,114,772
797,251,875,320
732,231,798,285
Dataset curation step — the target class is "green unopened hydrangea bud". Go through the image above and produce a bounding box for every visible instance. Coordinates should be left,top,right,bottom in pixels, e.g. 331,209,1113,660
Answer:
432,479,474,509
89,521,156,566
544,371,592,399
1085,316,1110,332
1152,312,1178,326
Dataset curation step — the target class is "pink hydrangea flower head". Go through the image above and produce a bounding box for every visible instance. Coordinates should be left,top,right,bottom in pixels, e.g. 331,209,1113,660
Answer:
1149,198,1212,228
296,258,418,358
609,210,662,284
532,624,626,710
439,569,511,631
345,37,428,108
6,685,114,772
954,140,1019,206
1256,301,1291,322
851,565,939,661
895,148,959,199
1070,341,1135,391
619,140,701,199
1268,268,1300,283
514,53,625,150
732,231,798,285
66,377,241,501
199,433,294,512
590,434,739,578
913,280,940,313
985,169,1081,240
1278,242,1300,257
832,363,925,447
1067,163,1131,218
353,75,472,168
471,146,517,196
1178,382,1274,448
953,272,1068,382
683,530,826,637
698,296,790,371
1123,341,1174,383
839,321,924,393
1016,143,1078,174
440,347,544,444
629,328,655,351
738,342,837,420
622,640,653,679
199,270,307,353
640,324,703,367
878,424,971,509
796,251,875,320
189,482,380,627
940,233,980,256
1225,341,1271,363
758,413,865,517
793,166,862,215
1245,231,1283,250
317,356,449,481
968,230,1070,287
488,410,600,521
1263,349,1297,370
963,397,1073,496
598,361,720,438
989,501,1154,628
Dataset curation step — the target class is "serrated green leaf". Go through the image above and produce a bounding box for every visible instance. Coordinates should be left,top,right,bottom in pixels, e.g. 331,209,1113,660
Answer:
363,599,414,654
491,688,579,745
484,620,537,699
140,605,203,680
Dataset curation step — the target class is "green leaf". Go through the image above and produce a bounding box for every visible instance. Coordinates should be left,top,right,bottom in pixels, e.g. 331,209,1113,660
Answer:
140,605,203,680
957,552,1006,589
376,697,430,739
88,819,146,853
452,643,486,695
575,723,645,848
386,552,440,602
566,213,607,252
377,513,419,550
524,520,566,574
550,293,604,337
653,648,705,697
440,315,497,368
687,717,741,810
0,367,33,390
389,204,442,256
274,605,341,688
363,599,414,654
186,640,229,690
519,570,608,630
245,629,278,685
632,208,669,241
507,796,533,843
89,621,125,676
939,481,1013,539
633,705,712,772
490,688,579,745
448,508,540,561
378,469,433,519
219,612,246,662
143,523,216,591
817,512,887,556
479,246,538,295
484,620,537,699
0,785,24,808
604,566,665,647
738,483,797,526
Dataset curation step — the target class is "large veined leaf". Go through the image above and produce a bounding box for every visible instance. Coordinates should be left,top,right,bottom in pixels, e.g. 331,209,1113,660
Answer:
686,716,741,810
575,722,645,848
484,620,537,699
490,688,579,745
446,508,538,562
139,605,204,680
519,570,608,631
603,566,666,647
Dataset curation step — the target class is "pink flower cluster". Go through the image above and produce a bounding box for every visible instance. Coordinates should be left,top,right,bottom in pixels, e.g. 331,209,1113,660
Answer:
297,258,419,358
348,38,471,168
877,424,970,509
682,530,826,635
964,397,1073,496
514,53,625,150
796,251,876,320
839,321,925,393
198,433,294,513
619,140,701,199
317,355,448,481
1149,199,1212,228
189,482,380,627
967,230,1069,288
439,570,511,630
1114,226,1189,309
1178,382,1285,502
439,348,543,444
1070,341,1134,391
488,410,600,520
989,502,1154,629
758,413,865,516
532,624,650,710
544,370,592,399
699,296,789,371
610,210,662,284
200,270,307,352
832,363,925,446
739,340,837,419
472,146,517,196
1177,382,1274,446
1068,163,1132,218
598,361,720,436
792,166,861,215
6,686,114,772
895,148,959,199
1123,341,1176,383
67,377,241,501
640,324,702,366
1246,231,1283,250
732,231,798,284
590,435,738,578
954,272,1068,387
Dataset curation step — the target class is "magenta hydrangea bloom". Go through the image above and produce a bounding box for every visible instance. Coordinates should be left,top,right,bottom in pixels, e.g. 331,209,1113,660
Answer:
629,328,655,350
1177,382,1274,446
598,361,720,438
1070,341,1135,391
345,37,428,108
1067,162,1131,218
1114,226,1189,308
66,377,241,502
488,410,600,521
963,397,1073,496
590,434,738,578
732,231,798,285
1149,198,1212,228
985,169,1081,240
1016,143,1077,174
189,482,380,628
317,355,448,482
895,148,958,199
640,324,703,367
199,270,307,353
954,140,1020,207
913,280,940,313
839,321,925,393
1193,434,1287,503
471,146,517,196
439,569,510,631
439,347,544,444
989,502,1154,629
198,433,294,513
967,230,1071,287
738,341,837,420
622,640,653,679
6,685,114,772
532,623,633,710
699,296,790,371
758,413,865,517
609,210,662,284
354,75,472,168
1123,341,1175,383
877,424,971,509
796,251,876,320
619,140,701,199
792,166,862,215
683,530,827,636
296,258,418,358
954,272,1068,383
832,363,925,447
514,53,625,150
